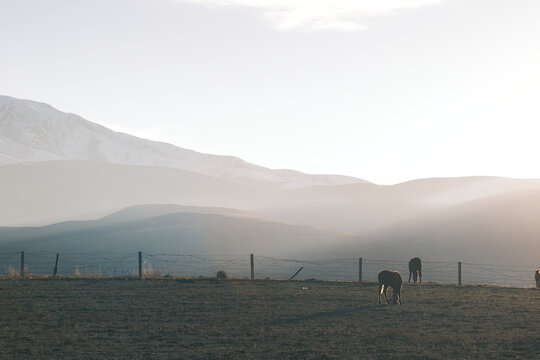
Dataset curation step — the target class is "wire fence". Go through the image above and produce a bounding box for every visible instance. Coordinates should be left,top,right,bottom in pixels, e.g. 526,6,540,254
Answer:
0,251,538,288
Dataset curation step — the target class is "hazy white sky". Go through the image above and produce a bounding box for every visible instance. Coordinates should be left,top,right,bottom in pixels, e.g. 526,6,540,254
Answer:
2,0,540,184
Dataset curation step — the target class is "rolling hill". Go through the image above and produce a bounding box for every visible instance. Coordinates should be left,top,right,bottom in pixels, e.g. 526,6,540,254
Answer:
330,188,540,265
0,204,357,257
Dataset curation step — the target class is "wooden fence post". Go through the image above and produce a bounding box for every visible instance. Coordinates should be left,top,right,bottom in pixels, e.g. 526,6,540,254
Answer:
53,253,59,278
458,261,462,286
20,251,24,277
138,251,143,279
250,254,254,280
358,257,363,282
289,267,304,280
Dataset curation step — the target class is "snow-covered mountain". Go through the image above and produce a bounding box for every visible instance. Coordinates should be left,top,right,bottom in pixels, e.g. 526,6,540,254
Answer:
0,95,367,189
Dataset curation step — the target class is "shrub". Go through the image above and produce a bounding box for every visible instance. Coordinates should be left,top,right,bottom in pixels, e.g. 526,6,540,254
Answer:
216,270,228,280
7,266,19,279
142,262,162,278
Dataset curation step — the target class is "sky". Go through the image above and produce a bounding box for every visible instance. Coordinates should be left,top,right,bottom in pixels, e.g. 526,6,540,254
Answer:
1,0,540,184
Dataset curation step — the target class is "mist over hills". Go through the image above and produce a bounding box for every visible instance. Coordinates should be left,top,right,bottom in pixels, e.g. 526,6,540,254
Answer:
4,160,540,236
319,188,540,265
261,176,540,234
0,160,273,226
1,95,540,266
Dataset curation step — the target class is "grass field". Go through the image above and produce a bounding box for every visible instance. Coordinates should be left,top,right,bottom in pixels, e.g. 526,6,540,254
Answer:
0,278,538,359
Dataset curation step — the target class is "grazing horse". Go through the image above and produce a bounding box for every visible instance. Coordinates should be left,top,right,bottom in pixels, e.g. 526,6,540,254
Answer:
408,257,422,283
535,269,540,289
378,270,403,304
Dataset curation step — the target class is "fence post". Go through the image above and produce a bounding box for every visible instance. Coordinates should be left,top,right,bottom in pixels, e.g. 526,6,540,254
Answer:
20,251,25,277
358,257,363,282
289,267,304,280
138,251,142,279
250,254,254,280
53,253,59,278
458,261,462,286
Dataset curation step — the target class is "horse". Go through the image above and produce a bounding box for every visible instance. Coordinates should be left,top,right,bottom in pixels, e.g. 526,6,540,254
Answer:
378,270,403,304
408,257,422,283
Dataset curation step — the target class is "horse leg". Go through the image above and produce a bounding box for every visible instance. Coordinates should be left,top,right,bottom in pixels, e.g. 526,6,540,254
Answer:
408,271,412,283
378,284,384,304
383,286,389,304
419,269,422,283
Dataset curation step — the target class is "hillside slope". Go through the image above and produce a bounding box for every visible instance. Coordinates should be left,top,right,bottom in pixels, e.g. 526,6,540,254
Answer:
332,189,540,265
0,95,366,189
0,204,357,257
0,160,276,226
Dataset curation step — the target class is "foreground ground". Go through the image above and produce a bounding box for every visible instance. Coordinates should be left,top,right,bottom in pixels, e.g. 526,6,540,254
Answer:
0,278,538,359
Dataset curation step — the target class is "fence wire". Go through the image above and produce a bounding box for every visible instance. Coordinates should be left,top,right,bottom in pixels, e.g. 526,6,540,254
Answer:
0,252,538,288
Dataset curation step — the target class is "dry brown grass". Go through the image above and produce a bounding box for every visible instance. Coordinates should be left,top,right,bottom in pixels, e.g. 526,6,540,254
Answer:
5,266,20,279
0,279,538,359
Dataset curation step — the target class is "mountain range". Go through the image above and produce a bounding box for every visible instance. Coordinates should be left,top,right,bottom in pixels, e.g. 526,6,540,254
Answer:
0,95,366,189
1,95,539,267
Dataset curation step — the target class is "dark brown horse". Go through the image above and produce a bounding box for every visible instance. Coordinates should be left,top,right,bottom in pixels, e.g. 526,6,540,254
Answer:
408,257,422,283
378,270,403,304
